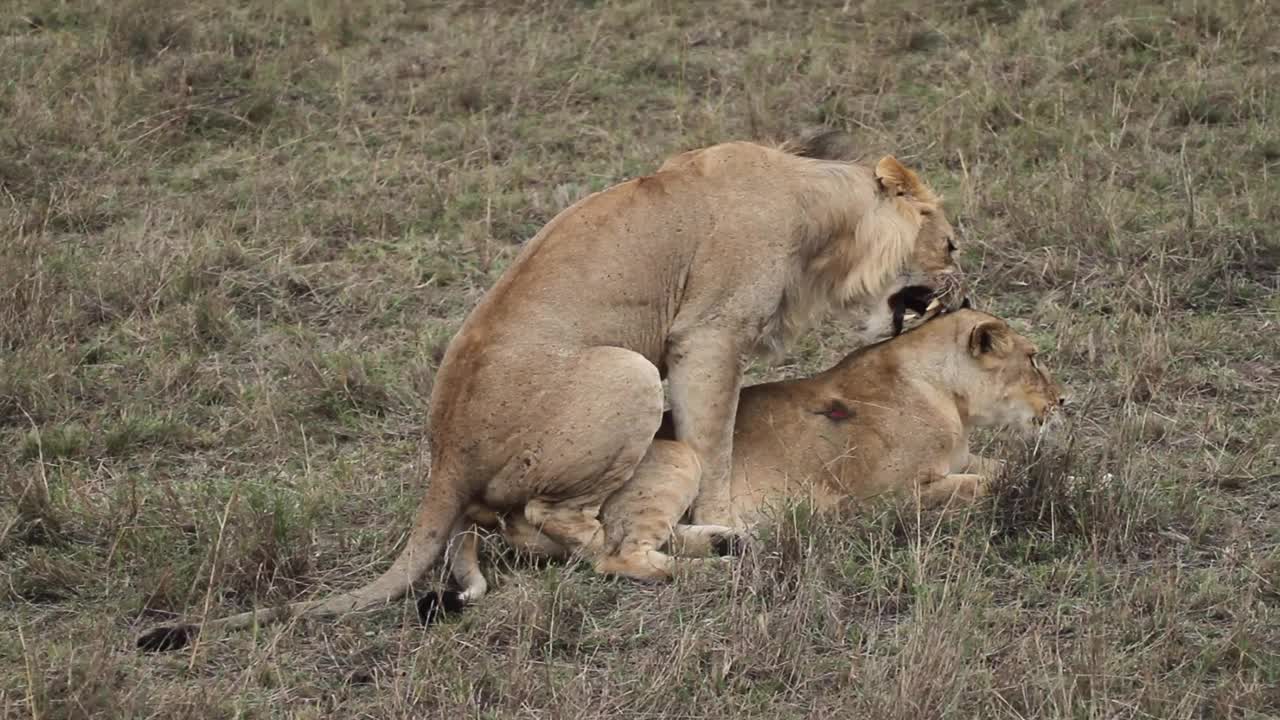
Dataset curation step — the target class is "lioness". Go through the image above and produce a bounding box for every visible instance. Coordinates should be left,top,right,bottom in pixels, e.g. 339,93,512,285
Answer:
428,307,1065,621
662,306,1066,527
138,133,962,651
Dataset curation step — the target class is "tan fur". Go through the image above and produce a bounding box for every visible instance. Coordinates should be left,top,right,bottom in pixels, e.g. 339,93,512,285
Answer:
712,309,1065,525
137,136,961,648
490,309,1065,574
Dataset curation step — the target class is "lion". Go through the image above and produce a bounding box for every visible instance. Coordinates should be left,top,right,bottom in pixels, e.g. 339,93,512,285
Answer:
137,131,963,651
428,306,1066,622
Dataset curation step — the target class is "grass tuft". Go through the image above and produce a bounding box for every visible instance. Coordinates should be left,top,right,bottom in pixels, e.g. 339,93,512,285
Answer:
19,423,89,462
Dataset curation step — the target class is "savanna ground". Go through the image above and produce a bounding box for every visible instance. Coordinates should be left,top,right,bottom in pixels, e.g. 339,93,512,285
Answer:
2,0,1278,717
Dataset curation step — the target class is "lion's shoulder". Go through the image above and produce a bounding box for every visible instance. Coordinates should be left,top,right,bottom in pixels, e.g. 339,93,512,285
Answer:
654,140,790,177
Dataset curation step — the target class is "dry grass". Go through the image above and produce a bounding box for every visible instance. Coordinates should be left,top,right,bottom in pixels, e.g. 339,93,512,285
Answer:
2,0,1278,717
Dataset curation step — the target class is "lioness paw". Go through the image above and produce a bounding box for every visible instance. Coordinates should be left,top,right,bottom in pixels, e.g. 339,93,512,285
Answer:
416,590,467,625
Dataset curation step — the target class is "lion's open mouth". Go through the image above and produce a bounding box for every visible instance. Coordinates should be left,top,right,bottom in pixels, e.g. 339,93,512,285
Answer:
888,285,936,335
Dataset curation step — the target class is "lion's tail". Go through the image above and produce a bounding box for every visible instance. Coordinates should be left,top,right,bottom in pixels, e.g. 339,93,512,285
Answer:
136,467,467,653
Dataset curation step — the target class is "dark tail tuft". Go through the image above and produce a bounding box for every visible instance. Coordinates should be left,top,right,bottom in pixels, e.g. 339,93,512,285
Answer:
417,590,467,625
136,624,196,652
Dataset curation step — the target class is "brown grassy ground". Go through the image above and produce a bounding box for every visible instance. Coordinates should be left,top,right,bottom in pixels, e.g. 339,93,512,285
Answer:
2,0,1278,717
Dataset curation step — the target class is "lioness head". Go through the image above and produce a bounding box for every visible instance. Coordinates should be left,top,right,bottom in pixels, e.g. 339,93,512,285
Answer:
958,311,1066,433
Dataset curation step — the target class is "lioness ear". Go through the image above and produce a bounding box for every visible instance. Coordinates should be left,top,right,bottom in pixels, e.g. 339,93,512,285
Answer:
969,319,1011,357
875,155,927,199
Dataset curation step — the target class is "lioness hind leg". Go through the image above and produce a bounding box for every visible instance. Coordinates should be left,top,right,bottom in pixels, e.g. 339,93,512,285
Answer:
916,473,990,509
501,514,570,560
523,494,627,570
960,453,1005,480
468,502,570,560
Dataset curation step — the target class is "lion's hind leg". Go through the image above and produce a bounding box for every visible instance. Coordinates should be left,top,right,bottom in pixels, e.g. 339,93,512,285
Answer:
594,439,733,581
418,518,490,624
518,346,665,572
915,472,991,509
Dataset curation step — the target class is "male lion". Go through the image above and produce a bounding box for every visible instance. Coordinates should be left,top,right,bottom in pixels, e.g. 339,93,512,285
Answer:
431,306,1066,621
137,133,962,651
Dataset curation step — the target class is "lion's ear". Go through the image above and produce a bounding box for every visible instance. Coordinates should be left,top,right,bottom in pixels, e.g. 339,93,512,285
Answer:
875,155,928,199
969,319,1012,358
